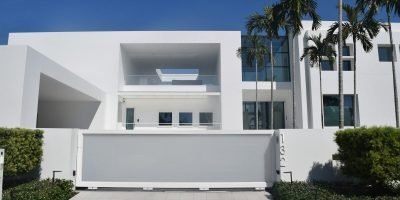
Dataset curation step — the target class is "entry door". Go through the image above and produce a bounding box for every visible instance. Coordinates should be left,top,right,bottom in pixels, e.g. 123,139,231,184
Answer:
126,108,134,130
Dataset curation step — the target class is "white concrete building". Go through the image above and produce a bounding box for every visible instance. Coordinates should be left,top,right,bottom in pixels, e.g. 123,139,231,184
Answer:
0,21,400,189
2,21,399,131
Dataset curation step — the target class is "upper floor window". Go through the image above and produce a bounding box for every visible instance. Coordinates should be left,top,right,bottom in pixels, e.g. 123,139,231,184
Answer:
343,45,351,56
241,36,290,82
378,46,395,62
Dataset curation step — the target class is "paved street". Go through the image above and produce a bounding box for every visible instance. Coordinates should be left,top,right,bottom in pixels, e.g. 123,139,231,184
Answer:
70,190,272,200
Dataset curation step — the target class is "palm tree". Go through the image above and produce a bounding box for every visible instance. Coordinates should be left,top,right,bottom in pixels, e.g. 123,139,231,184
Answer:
338,0,344,129
356,0,400,127
301,34,337,128
246,5,281,129
327,4,384,128
275,0,321,128
237,35,270,129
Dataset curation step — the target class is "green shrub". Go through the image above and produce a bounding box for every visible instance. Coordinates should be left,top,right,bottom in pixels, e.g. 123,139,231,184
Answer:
271,182,345,200
2,179,75,200
0,128,44,176
271,182,400,200
335,127,400,186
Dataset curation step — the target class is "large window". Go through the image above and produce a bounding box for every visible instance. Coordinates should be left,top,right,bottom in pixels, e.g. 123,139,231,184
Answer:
378,46,394,62
199,112,213,126
179,112,192,126
243,102,285,129
323,95,354,126
242,36,290,82
343,45,351,56
159,112,172,126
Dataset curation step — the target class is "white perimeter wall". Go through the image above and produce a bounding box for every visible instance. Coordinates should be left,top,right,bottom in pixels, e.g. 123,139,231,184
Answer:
41,128,78,182
278,129,344,182
38,128,345,185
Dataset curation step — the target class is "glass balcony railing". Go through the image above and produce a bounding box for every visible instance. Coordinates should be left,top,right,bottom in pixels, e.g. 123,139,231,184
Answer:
125,75,218,85
118,122,222,130
242,66,291,82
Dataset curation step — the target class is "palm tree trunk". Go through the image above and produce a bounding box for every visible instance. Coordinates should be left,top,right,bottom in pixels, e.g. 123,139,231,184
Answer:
291,34,297,129
387,14,400,128
338,0,344,129
353,37,357,128
319,61,324,129
270,39,274,130
256,59,259,129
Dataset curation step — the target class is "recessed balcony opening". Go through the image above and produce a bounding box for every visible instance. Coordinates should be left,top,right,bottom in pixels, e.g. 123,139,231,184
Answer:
120,43,220,86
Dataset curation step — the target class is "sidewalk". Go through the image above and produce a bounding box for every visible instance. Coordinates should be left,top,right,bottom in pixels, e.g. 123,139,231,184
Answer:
70,190,272,200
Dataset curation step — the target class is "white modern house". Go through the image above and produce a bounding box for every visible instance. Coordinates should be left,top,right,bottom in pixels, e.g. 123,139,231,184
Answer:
0,21,400,189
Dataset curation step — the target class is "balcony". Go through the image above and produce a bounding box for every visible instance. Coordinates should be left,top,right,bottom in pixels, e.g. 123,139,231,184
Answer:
126,75,218,85
120,43,220,93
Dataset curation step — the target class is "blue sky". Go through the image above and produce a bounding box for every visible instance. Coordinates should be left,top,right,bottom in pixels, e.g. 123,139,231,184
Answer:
0,0,398,44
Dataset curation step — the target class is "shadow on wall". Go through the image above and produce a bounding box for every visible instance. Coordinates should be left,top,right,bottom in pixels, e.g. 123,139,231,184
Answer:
37,101,100,129
307,160,353,183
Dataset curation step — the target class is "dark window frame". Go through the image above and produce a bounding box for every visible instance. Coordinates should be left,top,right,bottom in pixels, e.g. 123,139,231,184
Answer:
159,112,173,126
199,112,213,126
179,112,193,126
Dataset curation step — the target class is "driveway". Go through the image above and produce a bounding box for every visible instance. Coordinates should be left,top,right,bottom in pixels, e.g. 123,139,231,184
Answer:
70,190,272,200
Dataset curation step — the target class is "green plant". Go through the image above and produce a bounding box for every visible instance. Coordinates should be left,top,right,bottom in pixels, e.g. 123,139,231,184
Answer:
274,0,321,128
0,128,44,176
327,3,384,128
271,182,339,200
335,127,400,186
300,33,337,128
271,182,400,200
237,35,270,129
2,179,75,200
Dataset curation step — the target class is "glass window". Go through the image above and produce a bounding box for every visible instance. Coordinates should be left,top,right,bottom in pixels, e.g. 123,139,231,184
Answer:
343,60,352,71
269,53,289,66
323,95,354,126
241,36,291,82
378,46,393,62
159,112,172,126
343,46,351,56
272,37,289,52
321,60,334,71
243,102,285,129
179,112,192,126
243,102,256,129
126,108,134,130
200,112,213,126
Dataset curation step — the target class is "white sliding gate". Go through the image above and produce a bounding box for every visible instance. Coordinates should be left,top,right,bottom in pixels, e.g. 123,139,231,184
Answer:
75,130,277,189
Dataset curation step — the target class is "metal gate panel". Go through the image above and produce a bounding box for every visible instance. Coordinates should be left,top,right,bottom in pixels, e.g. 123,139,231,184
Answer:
76,130,276,189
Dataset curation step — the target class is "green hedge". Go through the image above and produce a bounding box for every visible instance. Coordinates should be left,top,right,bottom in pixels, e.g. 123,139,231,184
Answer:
335,127,400,186
271,182,400,200
0,128,44,177
2,179,75,200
